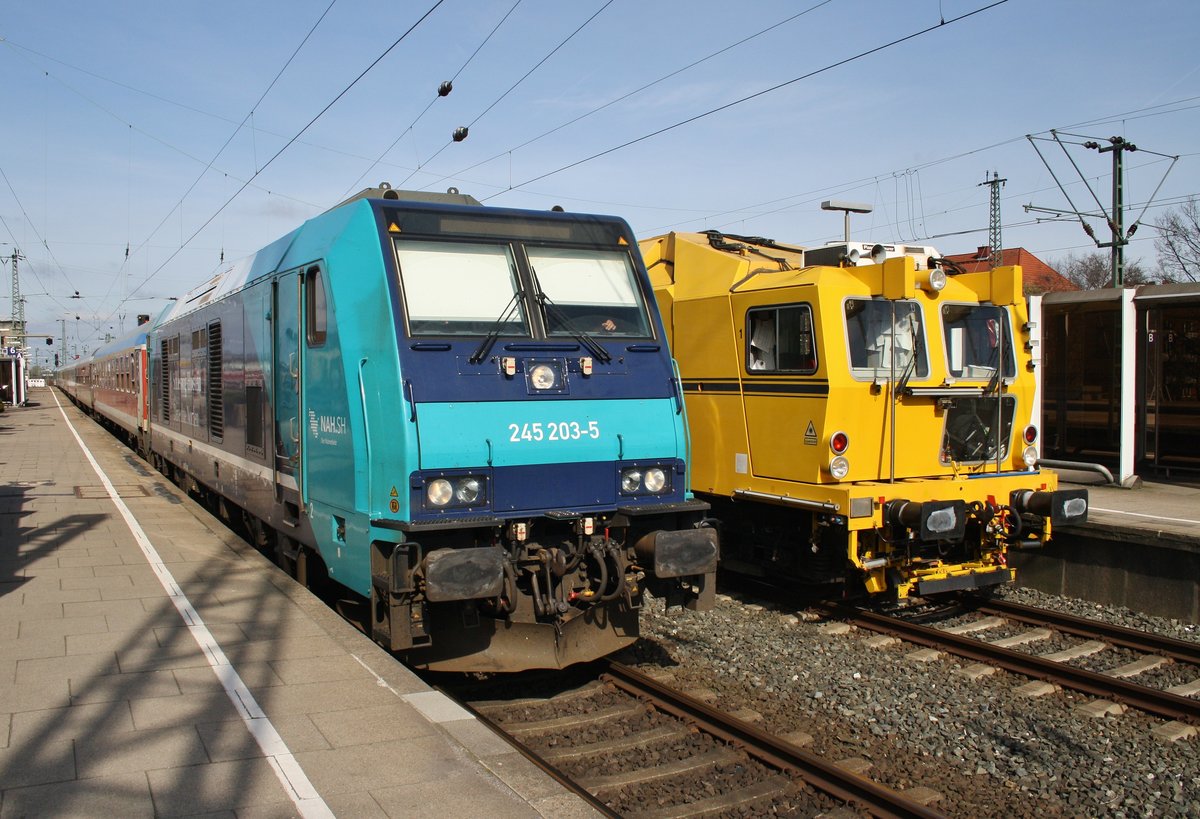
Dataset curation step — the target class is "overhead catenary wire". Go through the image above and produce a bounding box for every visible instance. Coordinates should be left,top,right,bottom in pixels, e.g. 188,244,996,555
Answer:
7,22,1192,292
512,95,1200,237
340,0,526,198
397,0,616,190
0,34,447,185
6,6,1198,342
0,161,78,315
98,0,340,312
113,0,448,320
416,0,835,194
480,0,1009,201
654,117,1189,247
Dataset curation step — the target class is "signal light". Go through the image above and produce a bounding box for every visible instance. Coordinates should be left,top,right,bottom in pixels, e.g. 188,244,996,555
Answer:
1023,425,1038,444
829,431,850,454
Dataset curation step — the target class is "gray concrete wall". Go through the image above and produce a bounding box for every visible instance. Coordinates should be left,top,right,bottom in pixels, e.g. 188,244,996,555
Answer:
1008,527,1200,624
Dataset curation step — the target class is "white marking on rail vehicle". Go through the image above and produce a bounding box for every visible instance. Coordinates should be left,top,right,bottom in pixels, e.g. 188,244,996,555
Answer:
53,391,333,819
94,401,138,433
154,425,298,490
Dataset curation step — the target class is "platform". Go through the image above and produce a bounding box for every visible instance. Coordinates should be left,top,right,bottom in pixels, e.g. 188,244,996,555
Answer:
1009,468,1200,623
0,388,597,818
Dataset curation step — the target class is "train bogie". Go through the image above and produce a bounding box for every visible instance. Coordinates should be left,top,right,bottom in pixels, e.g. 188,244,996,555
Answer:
641,231,1087,601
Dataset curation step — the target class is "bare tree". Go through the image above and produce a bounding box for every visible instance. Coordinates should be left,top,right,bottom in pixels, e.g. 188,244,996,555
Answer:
1052,251,1152,289
1154,197,1200,283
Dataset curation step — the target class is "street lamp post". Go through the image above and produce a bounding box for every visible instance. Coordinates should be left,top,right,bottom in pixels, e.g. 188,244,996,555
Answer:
821,200,873,243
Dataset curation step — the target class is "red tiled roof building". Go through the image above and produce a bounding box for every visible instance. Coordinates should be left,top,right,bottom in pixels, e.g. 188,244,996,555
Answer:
943,246,1078,295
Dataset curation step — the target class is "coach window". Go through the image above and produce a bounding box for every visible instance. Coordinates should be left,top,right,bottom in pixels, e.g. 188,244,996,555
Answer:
746,305,817,373
306,267,327,346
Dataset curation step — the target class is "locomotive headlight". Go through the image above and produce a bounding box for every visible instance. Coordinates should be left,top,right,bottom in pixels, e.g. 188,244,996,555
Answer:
455,477,482,504
644,467,667,493
1022,445,1038,467
621,469,642,493
426,478,453,507
921,268,948,292
529,364,557,390
829,455,850,480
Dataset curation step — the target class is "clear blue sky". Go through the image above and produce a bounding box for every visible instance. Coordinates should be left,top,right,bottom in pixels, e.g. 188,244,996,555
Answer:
2,0,1197,357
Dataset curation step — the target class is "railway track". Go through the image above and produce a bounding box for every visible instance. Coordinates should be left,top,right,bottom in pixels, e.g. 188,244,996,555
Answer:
456,660,946,819
815,598,1200,725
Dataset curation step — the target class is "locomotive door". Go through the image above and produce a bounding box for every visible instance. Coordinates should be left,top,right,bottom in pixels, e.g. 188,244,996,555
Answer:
273,271,303,502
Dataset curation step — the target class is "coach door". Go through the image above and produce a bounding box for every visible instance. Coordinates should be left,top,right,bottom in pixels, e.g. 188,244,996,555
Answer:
273,270,303,505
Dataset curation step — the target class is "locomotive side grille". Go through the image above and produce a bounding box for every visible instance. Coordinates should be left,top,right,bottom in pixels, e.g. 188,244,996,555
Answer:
208,321,224,440
160,339,171,423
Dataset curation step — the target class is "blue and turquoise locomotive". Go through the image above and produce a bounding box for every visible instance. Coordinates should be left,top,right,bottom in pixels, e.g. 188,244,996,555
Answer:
131,186,716,671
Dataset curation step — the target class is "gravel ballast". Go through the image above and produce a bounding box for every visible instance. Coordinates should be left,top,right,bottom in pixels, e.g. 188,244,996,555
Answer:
621,585,1199,818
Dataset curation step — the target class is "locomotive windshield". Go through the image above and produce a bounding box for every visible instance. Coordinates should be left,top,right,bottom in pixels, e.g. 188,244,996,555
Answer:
844,298,928,379
941,395,1016,465
941,303,1016,379
529,247,653,338
396,241,529,336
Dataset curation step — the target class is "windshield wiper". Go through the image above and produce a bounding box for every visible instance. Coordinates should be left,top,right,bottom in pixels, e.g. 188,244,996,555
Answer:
984,317,1006,396
469,288,524,364
894,313,923,397
536,292,612,363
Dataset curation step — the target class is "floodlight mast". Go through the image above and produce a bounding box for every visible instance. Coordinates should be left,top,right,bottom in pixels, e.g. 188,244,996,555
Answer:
821,200,873,243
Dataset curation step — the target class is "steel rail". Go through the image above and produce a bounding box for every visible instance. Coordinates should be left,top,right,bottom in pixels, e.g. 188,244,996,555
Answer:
602,661,947,819
819,603,1200,725
450,692,621,818
971,597,1200,665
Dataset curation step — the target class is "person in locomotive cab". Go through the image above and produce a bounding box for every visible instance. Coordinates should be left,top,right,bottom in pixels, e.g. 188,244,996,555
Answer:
748,312,775,370
860,305,916,371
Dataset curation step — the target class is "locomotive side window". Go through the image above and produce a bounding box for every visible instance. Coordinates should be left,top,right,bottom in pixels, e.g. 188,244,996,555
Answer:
746,305,817,373
528,248,653,338
941,303,1015,379
844,298,928,379
306,267,328,346
396,241,527,336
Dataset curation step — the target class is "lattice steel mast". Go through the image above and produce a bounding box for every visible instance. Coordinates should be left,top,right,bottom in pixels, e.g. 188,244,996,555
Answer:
980,172,1006,268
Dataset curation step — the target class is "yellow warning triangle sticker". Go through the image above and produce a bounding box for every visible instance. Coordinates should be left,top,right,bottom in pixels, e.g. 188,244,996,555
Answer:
387,222,402,233
389,486,399,497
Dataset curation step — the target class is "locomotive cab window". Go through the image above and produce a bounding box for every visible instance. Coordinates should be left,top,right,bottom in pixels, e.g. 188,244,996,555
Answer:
844,298,928,379
306,267,327,346
395,241,528,337
941,395,1017,465
528,247,653,338
941,303,1015,380
746,305,817,373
